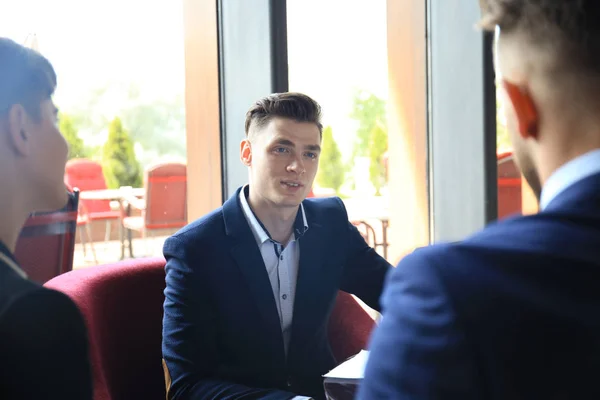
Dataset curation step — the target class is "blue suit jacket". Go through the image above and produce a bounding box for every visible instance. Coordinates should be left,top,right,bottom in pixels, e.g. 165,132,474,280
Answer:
359,172,600,399
162,187,391,400
0,242,92,399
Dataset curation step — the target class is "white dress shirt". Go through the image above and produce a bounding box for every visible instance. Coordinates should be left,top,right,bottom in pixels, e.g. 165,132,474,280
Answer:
540,149,600,210
239,187,312,400
239,186,309,355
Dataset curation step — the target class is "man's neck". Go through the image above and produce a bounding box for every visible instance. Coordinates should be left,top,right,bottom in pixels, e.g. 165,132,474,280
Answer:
0,209,28,254
248,191,298,244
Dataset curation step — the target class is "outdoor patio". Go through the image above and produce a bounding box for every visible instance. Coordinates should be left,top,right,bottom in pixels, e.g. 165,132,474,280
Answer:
73,235,168,269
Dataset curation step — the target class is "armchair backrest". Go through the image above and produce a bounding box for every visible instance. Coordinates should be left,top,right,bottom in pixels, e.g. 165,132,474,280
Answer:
65,158,112,214
144,162,187,230
14,189,79,283
44,257,376,400
44,257,167,400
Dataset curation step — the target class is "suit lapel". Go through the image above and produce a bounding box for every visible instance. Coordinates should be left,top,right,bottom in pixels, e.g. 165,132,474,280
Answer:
230,242,284,344
223,188,285,360
288,221,329,362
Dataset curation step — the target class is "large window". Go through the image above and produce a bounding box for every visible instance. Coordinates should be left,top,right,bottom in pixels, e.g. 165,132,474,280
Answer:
287,0,394,260
1,0,187,266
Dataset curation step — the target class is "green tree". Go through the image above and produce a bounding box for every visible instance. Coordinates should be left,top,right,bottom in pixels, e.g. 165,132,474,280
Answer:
102,117,142,188
350,90,387,157
68,82,187,167
59,113,87,159
316,126,345,193
368,121,388,196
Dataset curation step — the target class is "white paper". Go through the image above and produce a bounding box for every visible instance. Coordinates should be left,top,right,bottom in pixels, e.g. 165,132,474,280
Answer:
323,350,370,379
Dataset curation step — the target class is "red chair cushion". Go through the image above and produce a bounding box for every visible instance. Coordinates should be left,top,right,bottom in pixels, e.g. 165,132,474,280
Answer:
327,292,376,363
65,159,118,218
44,258,375,399
44,257,167,400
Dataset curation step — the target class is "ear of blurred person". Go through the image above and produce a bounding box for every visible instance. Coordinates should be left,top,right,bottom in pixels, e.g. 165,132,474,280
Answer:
359,1,600,399
0,37,92,399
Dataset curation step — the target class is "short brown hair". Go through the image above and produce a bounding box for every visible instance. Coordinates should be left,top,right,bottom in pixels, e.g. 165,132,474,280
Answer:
0,37,57,120
479,1,600,74
244,92,323,138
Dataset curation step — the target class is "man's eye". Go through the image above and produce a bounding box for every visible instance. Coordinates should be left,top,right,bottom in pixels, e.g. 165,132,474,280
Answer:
305,152,317,159
274,147,288,153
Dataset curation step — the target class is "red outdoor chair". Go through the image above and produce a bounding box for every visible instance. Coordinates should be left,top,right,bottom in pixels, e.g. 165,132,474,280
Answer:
14,189,79,284
122,162,187,257
64,158,122,242
44,257,375,400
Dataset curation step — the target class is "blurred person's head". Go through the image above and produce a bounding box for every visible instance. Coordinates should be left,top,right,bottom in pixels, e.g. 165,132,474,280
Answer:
479,0,600,199
241,92,322,212
0,37,68,248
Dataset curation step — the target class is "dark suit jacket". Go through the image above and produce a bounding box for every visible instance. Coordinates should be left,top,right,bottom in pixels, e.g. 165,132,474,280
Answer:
162,187,391,400
359,172,600,400
0,242,92,399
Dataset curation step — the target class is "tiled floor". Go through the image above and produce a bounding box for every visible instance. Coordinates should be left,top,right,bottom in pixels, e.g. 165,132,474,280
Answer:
73,196,391,269
73,235,168,269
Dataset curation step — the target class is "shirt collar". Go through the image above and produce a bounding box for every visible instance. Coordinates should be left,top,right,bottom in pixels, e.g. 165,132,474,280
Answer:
239,185,309,246
540,149,600,210
0,241,27,279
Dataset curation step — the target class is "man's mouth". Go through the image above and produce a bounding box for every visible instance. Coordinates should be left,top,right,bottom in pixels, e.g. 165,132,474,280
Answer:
282,181,303,188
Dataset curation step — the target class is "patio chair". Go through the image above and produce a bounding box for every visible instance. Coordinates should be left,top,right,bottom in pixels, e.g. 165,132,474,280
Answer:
351,220,377,248
122,162,187,257
14,189,79,283
64,158,122,243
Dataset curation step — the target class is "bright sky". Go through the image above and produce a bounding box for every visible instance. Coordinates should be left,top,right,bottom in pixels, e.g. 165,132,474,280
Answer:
0,0,185,109
288,0,388,156
0,0,388,158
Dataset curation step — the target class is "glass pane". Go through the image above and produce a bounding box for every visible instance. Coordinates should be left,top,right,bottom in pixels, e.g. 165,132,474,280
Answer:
287,0,391,263
0,0,187,266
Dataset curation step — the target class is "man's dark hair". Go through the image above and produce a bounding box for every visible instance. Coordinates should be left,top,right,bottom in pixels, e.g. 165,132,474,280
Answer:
244,92,323,138
0,37,57,121
479,0,600,74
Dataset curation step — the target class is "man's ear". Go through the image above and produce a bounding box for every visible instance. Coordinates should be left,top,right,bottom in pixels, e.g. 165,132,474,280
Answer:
502,79,539,139
6,104,30,156
240,138,252,166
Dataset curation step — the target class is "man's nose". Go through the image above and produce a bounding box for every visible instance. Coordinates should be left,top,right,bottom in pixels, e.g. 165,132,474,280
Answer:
287,156,305,173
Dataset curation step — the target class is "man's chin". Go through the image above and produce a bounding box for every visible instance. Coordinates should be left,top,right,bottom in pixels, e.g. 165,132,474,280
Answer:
38,190,69,213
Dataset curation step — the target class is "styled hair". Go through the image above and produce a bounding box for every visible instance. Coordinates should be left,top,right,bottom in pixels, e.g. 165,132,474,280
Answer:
0,37,57,120
244,92,323,137
479,0,600,74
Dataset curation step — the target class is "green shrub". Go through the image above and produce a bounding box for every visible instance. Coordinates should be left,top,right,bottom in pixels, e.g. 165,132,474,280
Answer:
316,126,345,193
59,113,87,159
350,90,387,158
368,121,388,196
102,117,142,189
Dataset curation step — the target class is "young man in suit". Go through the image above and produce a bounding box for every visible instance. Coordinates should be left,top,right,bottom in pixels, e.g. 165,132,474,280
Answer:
162,92,391,400
359,1,600,399
0,38,92,398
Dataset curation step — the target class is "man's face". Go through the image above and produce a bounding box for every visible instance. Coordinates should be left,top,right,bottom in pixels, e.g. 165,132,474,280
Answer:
243,117,321,208
23,99,69,211
495,30,543,199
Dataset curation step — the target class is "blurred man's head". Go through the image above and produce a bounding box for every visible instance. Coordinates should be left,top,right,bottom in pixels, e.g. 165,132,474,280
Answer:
479,0,600,199
241,92,322,210
0,38,68,214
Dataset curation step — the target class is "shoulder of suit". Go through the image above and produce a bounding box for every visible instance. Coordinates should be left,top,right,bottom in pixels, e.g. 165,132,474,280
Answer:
397,213,549,274
0,267,79,322
302,196,347,217
0,260,37,313
168,206,225,243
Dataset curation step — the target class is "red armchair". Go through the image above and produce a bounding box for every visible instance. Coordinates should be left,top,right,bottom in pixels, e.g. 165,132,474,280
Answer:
44,258,375,400
14,189,79,284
